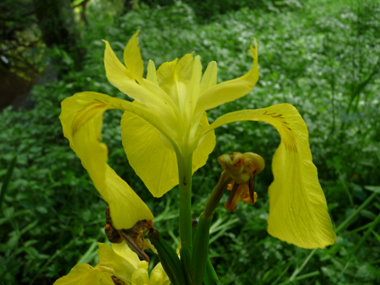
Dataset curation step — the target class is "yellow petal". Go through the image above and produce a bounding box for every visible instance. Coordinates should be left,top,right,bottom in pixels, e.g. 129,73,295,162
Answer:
203,103,336,248
98,242,147,284
150,263,170,285
156,53,201,114
103,39,134,80
121,108,215,197
60,92,154,229
124,30,144,82
192,112,216,171
53,264,113,285
103,40,179,126
102,166,154,229
200,61,217,94
156,57,179,105
147,60,158,85
195,41,259,113
132,268,150,285
187,55,202,117
176,53,195,81
155,53,206,131
120,107,177,198
157,58,178,82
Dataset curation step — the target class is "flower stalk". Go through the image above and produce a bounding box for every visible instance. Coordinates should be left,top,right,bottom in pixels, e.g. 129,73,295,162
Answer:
204,171,232,218
177,152,194,284
177,153,193,249
192,170,232,284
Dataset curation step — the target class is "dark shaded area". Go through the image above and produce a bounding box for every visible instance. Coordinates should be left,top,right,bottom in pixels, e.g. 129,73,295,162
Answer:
33,0,85,72
138,0,278,22
0,70,39,110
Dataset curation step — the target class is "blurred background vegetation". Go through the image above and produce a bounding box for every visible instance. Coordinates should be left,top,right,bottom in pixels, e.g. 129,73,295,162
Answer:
1,0,380,284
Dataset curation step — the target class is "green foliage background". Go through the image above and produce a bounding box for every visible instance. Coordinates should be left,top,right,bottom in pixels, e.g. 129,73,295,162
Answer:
1,0,380,284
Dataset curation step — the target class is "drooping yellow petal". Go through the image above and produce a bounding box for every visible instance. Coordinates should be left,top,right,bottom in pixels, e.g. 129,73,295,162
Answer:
123,30,144,82
121,107,215,197
60,92,154,229
202,103,336,248
195,41,259,113
120,107,178,198
98,242,147,284
53,264,113,285
102,166,154,229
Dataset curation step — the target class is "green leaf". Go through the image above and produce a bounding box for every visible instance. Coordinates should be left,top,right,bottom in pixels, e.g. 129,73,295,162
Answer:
372,230,380,243
364,186,380,193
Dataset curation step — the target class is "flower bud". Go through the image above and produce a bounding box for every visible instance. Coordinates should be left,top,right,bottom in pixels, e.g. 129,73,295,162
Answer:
218,152,265,184
243,152,265,175
218,152,265,211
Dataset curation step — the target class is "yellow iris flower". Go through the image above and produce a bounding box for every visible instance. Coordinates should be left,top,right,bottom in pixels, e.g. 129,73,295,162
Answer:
53,241,169,285
60,31,336,248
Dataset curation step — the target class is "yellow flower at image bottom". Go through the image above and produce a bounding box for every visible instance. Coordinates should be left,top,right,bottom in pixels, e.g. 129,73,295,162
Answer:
54,242,169,285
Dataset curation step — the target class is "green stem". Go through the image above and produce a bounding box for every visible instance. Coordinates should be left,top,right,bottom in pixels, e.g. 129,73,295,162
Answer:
352,212,380,255
335,191,378,234
177,152,193,284
280,271,320,285
204,171,231,217
191,171,230,284
342,222,373,237
289,249,317,282
178,152,193,250
192,213,212,285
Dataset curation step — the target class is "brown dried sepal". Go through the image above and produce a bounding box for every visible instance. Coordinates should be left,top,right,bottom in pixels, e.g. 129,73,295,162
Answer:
105,224,123,243
218,152,264,211
105,206,113,226
121,219,153,249
111,275,127,285
104,206,153,262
